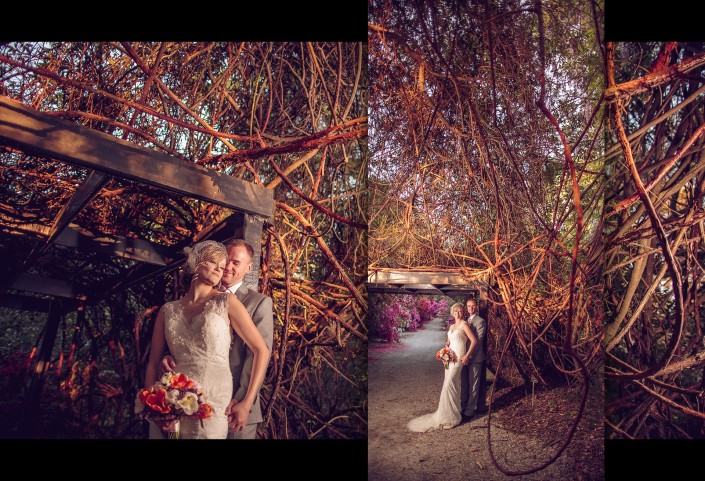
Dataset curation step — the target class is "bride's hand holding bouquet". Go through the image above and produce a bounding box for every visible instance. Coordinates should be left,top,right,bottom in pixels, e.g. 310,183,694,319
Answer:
135,371,213,438
436,346,458,369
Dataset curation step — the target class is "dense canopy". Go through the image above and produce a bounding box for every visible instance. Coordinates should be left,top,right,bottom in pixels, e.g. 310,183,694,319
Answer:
369,0,604,472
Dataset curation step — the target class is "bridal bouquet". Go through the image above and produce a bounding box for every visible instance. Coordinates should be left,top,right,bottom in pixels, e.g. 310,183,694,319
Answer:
135,372,212,438
435,346,457,369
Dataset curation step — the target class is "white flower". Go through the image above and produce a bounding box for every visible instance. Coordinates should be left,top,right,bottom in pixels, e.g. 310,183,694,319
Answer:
134,398,144,414
166,388,181,405
160,372,175,386
177,391,199,415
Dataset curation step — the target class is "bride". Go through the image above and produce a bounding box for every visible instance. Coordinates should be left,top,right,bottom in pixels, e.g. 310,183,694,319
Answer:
143,240,269,439
407,302,479,432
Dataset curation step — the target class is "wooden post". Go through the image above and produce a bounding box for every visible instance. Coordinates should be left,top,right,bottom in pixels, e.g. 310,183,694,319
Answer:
20,299,64,437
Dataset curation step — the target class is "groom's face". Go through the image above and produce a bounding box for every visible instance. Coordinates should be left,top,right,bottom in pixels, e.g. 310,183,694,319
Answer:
466,300,478,317
222,245,253,287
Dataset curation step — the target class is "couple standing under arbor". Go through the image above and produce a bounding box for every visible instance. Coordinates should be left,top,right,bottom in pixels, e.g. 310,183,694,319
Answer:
408,298,486,432
142,239,273,439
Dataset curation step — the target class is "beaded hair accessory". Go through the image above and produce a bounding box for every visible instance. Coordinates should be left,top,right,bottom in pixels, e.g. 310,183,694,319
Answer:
183,240,227,273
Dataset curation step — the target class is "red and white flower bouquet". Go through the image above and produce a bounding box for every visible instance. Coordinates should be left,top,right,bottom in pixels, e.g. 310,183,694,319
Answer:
435,346,457,369
135,371,212,438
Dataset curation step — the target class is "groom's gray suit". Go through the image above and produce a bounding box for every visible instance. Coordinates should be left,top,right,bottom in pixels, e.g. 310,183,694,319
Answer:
227,284,273,439
460,312,486,418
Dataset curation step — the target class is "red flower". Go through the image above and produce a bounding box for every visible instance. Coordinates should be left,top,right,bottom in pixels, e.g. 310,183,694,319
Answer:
138,388,152,403
196,403,213,420
170,373,195,390
145,388,171,414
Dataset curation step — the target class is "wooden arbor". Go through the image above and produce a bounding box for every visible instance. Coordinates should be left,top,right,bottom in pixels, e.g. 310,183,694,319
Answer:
0,96,274,434
368,267,492,411
367,268,488,299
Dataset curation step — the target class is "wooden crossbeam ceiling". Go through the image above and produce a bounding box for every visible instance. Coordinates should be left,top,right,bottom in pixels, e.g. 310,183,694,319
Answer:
368,269,487,286
1,212,257,302
0,96,274,219
6,171,109,288
367,282,480,296
2,224,171,266
55,226,171,266
0,96,273,305
46,171,108,243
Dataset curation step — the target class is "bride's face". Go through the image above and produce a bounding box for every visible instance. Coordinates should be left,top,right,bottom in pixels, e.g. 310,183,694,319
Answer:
197,258,226,286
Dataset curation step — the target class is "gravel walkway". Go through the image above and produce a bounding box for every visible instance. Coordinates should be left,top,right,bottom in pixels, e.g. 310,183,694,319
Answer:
368,316,576,481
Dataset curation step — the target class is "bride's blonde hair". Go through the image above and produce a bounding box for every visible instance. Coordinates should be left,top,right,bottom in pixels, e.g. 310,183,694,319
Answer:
450,303,465,317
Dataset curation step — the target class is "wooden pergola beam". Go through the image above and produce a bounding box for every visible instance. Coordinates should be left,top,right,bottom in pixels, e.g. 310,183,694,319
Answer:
10,274,83,299
54,226,171,266
5,171,109,288
0,293,53,312
368,269,478,286
367,285,428,294
2,223,172,266
367,283,479,296
0,96,274,219
47,171,108,242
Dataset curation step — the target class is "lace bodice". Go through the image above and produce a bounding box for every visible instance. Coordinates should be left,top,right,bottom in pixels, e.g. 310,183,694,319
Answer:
163,293,232,365
447,321,469,358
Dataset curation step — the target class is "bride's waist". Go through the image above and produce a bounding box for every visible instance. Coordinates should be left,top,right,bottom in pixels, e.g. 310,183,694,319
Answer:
176,358,230,367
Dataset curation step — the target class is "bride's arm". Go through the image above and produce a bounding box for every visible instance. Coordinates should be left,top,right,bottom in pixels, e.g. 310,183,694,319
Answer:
143,306,178,432
145,306,168,388
226,294,270,425
460,322,479,364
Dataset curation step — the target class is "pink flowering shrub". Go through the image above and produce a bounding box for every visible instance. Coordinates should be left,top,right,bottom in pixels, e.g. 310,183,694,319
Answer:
368,294,454,340
414,296,450,324
417,297,434,323
368,294,401,342
399,295,420,331
430,298,449,318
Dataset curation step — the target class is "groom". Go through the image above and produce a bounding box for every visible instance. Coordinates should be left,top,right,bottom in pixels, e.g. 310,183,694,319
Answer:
460,298,486,421
161,239,273,439
220,239,273,439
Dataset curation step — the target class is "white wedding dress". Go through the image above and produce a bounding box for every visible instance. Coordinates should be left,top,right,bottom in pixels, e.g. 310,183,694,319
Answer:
149,292,233,439
407,321,468,432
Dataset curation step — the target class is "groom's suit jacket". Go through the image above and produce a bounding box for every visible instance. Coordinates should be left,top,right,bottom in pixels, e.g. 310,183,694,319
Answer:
467,313,486,364
228,284,274,425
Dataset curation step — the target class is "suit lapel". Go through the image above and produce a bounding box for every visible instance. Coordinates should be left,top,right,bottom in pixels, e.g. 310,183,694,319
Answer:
233,284,248,301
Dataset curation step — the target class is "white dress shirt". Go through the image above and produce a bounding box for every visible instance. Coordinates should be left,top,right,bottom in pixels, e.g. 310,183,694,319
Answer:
224,281,243,294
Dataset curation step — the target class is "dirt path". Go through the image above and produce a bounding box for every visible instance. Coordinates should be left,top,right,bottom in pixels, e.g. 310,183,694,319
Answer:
368,316,576,481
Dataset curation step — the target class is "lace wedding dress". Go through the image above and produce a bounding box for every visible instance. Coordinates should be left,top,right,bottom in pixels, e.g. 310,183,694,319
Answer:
149,292,233,439
407,321,468,432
